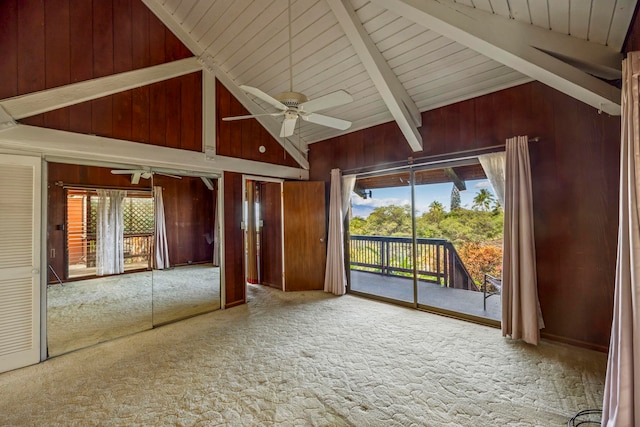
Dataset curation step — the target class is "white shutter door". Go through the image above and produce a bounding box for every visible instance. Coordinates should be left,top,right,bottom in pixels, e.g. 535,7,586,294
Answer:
0,154,41,373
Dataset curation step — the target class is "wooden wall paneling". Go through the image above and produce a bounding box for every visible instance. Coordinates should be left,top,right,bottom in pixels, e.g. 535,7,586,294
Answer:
132,87,151,143
17,0,45,95
0,0,19,99
112,0,133,141
165,78,182,147
67,0,94,134
180,73,197,151
92,0,114,79
223,171,245,308
623,3,640,53
131,0,150,69
43,0,70,129
148,12,166,66
149,81,167,146
229,96,244,159
17,0,45,126
113,90,133,141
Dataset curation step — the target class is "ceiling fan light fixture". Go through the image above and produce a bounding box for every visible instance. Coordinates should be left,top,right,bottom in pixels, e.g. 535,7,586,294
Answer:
275,91,308,108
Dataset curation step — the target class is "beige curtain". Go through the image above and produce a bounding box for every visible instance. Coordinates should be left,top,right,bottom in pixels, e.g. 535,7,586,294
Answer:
96,189,126,275
324,169,347,295
478,152,506,207
502,136,545,345
246,180,259,284
602,52,640,427
153,186,170,269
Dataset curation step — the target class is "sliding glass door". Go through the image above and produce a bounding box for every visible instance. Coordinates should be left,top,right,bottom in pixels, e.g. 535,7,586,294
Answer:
348,162,502,323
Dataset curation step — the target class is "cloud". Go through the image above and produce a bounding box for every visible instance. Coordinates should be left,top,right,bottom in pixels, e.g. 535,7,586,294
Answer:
350,194,411,209
473,181,492,189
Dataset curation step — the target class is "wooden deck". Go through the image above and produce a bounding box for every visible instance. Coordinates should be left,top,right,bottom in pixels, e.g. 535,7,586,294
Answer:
349,270,501,322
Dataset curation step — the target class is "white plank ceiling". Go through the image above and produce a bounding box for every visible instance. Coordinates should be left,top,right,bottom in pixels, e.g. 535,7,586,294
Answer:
151,0,636,152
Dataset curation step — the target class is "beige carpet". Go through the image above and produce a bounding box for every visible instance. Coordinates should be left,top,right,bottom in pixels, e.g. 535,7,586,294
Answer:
47,265,221,356
2,284,606,426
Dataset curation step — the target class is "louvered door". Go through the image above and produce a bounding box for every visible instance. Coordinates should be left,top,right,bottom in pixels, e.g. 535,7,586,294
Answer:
0,154,41,373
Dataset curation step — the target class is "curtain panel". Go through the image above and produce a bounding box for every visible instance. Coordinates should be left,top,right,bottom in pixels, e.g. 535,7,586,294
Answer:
502,136,545,345
601,52,640,427
153,186,170,270
324,169,347,295
96,189,126,276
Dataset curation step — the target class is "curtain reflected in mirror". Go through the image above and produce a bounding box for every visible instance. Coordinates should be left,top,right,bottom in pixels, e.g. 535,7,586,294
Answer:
151,175,221,325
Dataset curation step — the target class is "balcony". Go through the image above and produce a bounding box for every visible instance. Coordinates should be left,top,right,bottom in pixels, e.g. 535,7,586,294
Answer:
349,235,501,322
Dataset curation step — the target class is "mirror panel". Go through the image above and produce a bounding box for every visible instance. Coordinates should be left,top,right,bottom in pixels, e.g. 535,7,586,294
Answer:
47,272,152,356
151,175,221,325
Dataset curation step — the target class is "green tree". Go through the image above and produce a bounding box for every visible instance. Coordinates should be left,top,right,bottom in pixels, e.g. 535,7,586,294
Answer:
450,185,461,210
472,189,496,212
362,204,412,236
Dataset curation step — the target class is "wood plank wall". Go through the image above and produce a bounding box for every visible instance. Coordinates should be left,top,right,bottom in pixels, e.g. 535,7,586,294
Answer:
154,175,215,266
216,80,301,168
0,0,202,152
47,163,215,282
309,82,620,352
223,171,246,308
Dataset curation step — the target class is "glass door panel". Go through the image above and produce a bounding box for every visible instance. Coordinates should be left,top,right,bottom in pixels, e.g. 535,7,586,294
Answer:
348,172,414,304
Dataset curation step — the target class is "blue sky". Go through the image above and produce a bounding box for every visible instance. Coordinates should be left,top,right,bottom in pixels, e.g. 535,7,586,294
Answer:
351,178,496,218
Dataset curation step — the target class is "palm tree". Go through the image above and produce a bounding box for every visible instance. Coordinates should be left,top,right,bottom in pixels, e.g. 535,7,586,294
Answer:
472,189,495,211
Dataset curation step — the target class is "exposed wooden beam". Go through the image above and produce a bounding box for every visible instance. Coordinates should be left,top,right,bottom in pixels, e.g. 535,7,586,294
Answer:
370,0,622,115
0,106,16,131
0,58,201,119
444,167,466,191
0,125,308,180
327,0,423,152
141,0,309,170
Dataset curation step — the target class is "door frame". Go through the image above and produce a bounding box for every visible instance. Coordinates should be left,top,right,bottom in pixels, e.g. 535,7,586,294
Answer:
242,175,284,291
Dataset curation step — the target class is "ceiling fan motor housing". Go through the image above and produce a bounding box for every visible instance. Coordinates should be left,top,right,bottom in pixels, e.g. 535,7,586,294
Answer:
275,91,308,108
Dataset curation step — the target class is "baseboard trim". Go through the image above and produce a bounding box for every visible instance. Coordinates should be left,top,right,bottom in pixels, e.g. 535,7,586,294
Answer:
541,332,609,353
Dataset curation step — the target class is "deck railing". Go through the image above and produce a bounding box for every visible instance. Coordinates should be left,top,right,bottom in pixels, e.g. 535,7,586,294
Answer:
349,235,478,291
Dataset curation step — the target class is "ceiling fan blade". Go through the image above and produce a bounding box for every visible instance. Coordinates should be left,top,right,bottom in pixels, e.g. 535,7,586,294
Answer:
222,112,285,122
131,172,142,185
301,113,352,131
111,169,143,175
298,90,353,113
156,172,182,179
280,117,298,137
240,85,288,111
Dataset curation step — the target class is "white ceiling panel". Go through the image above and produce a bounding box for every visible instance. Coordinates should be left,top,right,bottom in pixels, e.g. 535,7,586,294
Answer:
144,0,633,151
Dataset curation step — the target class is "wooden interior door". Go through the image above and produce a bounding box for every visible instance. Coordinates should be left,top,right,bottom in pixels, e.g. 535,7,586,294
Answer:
259,182,283,289
283,181,326,291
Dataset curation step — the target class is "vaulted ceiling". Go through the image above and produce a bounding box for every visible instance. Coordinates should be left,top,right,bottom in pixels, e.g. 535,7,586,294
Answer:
145,0,635,157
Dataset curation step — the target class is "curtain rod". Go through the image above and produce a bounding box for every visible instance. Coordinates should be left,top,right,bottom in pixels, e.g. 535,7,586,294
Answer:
341,136,541,176
60,183,152,193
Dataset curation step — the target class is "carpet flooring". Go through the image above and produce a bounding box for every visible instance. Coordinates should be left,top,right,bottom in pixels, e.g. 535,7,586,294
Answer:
2,284,606,426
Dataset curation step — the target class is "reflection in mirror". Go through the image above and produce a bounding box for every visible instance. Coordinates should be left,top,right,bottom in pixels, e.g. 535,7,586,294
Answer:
46,163,155,357
47,271,152,356
151,174,221,325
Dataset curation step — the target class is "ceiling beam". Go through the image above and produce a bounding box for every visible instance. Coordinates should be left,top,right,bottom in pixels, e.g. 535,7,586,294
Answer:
141,0,309,170
0,57,201,119
327,0,423,152
0,125,308,180
444,167,466,191
370,0,622,115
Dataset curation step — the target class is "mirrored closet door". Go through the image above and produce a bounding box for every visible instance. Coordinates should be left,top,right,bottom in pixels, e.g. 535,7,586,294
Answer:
46,162,221,357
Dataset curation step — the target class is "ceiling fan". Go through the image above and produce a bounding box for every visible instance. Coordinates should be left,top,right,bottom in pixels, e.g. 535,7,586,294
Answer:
222,0,354,138
110,169,182,185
